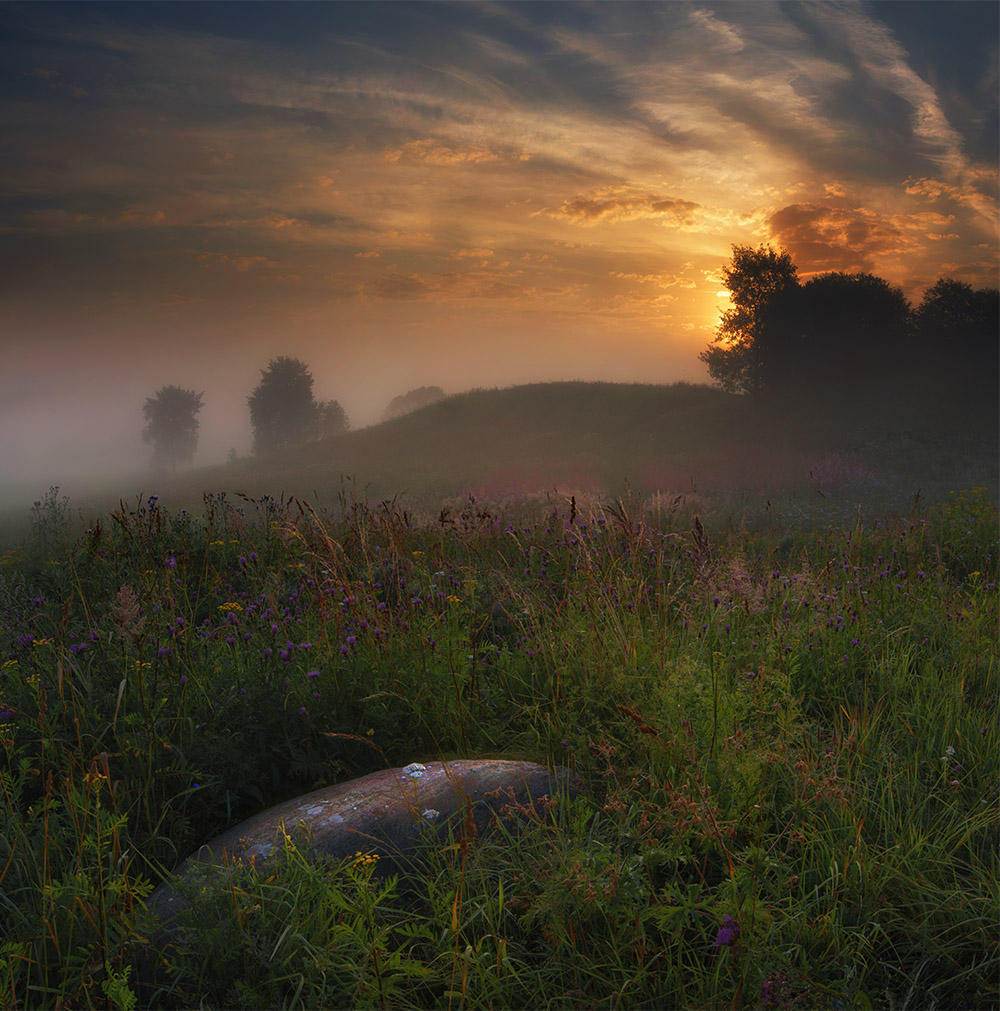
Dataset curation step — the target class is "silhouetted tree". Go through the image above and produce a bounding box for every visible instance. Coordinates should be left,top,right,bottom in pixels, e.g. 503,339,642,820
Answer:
912,278,999,407
793,272,911,390
699,244,799,395
248,356,318,455
382,385,446,422
313,399,350,439
913,279,998,357
142,385,203,471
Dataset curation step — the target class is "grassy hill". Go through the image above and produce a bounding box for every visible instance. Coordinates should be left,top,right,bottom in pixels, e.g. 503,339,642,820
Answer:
141,379,1000,507
5,379,997,537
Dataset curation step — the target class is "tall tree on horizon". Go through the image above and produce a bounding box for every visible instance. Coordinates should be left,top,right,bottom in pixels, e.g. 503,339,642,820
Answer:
699,244,800,396
248,356,319,455
142,385,204,472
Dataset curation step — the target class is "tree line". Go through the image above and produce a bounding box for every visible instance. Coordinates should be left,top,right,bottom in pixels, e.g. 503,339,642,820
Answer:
142,361,449,473
700,245,998,401
142,356,348,472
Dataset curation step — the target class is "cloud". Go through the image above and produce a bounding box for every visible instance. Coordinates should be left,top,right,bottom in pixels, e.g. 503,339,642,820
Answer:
768,202,908,274
383,138,513,166
687,9,745,56
449,247,494,259
545,186,701,226
197,253,276,271
362,272,434,301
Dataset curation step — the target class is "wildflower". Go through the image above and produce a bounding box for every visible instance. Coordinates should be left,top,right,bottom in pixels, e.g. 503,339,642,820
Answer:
712,914,740,949
157,646,170,658
760,974,790,1008
306,670,319,679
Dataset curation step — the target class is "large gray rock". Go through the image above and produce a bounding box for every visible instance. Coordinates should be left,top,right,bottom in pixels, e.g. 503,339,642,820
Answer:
139,759,576,993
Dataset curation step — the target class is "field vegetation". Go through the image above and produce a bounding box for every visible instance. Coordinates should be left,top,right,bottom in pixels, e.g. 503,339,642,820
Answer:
0,436,996,1008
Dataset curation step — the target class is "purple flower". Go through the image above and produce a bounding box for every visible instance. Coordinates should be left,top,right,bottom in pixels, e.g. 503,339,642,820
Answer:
69,643,87,654
157,646,171,658
712,914,740,949
306,670,319,679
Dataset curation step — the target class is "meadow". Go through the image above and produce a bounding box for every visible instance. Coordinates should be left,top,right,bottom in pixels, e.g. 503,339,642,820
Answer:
0,473,996,1010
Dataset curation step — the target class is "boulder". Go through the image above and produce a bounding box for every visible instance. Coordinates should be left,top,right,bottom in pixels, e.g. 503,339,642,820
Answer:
138,759,576,993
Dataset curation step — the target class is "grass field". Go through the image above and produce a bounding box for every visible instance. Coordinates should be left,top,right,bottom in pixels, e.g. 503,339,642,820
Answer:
0,382,997,1009
0,472,996,1009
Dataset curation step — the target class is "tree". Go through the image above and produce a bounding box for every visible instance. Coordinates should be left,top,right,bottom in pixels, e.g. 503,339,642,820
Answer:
699,244,799,395
248,356,319,455
913,279,998,354
794,272,911,389
313,399,350,440
382,385,446,422
142,385,204,471
912,277,999,403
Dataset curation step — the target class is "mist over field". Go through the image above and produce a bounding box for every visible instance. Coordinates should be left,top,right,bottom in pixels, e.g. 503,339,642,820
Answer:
2,2,996,516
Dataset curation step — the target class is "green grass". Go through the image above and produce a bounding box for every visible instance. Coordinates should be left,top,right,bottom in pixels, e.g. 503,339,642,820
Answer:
0,482,996,1009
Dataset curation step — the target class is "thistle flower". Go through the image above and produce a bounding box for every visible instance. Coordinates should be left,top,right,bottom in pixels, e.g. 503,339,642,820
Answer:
712,914,740,949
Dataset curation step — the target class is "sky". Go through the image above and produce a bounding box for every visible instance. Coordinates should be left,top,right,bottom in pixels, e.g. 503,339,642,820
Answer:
1,0,997,498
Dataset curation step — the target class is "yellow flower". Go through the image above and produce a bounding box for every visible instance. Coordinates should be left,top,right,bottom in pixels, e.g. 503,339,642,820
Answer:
218,602,244,612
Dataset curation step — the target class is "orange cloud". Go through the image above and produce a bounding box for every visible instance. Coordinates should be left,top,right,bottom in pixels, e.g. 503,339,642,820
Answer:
449,247,494,260
362,272,434,301
768,203,908,273
197,253,276,271
383,138,512,166
545,186,700,226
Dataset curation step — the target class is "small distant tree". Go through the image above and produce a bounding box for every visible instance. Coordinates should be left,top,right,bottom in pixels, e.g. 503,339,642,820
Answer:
699,245,799,395
142,385,204,471
313,399,350,440
248,356,318,455
382,385,446,422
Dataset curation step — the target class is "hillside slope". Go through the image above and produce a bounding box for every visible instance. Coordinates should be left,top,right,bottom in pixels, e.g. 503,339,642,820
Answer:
101,379,996,514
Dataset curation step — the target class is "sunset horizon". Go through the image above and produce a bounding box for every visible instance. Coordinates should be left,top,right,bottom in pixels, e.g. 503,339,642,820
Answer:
1,0,997,494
